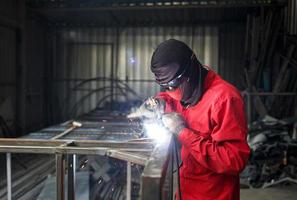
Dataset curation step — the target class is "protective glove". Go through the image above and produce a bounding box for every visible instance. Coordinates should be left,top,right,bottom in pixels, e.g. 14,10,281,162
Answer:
127,97,165,119
161,113,186,137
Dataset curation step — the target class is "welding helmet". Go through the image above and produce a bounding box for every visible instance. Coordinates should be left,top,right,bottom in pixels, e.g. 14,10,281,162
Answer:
151,39,208,107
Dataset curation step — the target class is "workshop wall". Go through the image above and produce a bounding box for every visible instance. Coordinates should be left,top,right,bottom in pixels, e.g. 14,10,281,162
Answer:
287,0,297,35
219,23,246,90
0,0,19,136
0,0,48,134
25,19,47,131
0,26,16,133
53,25,219,118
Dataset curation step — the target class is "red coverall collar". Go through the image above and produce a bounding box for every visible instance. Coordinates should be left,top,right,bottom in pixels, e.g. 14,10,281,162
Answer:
203,70,217,92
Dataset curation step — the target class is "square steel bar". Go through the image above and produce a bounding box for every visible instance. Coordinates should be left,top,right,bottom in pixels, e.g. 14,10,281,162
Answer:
56,154,66,200
67,154,76,200
6,153,11,200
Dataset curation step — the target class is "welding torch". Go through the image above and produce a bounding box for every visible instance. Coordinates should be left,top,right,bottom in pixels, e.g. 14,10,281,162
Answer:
127,97,165,120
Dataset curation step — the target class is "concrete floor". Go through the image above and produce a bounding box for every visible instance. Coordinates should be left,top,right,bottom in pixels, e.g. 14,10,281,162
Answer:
240,185,297,200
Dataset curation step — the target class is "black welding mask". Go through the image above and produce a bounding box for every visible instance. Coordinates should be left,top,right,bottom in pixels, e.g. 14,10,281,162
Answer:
151,39,208,108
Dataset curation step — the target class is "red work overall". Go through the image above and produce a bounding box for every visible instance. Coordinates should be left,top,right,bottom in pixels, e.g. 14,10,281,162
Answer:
158,70,250,200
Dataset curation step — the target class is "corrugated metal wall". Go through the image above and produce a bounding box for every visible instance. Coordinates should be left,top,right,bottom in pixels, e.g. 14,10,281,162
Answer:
0,25,16,129
0,0,48,134
0,0,19,106
54,26,219,118
25,20,47,131
219,23,246,89
0,0,18,21
288,0,297,35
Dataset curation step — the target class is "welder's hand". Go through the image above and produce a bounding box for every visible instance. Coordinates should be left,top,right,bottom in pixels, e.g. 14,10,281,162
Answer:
127,97,165,119
161,113,186,137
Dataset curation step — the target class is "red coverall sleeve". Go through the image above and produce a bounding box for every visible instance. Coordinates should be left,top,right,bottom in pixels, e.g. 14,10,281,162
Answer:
155,92,176,112
178,97,250,175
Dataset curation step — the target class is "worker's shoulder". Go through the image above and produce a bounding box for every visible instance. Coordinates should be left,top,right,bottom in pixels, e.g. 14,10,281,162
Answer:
206,75,243,103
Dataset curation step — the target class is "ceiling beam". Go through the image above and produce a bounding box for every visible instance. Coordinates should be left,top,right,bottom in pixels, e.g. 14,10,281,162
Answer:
28,0,287,13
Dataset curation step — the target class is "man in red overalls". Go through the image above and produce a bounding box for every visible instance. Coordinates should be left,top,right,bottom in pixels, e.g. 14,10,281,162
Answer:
130,39,250,200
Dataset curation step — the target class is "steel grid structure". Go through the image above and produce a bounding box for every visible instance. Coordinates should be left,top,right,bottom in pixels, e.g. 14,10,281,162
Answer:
0,110,174,200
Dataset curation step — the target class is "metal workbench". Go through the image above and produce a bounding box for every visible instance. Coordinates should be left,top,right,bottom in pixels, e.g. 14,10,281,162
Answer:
0,110,174,200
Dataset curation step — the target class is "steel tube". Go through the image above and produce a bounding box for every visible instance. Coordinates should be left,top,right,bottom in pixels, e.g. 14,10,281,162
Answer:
126,161,131,200
56,154,65,200
6,153,11,200
0,139,65,146
0,138,154,149
0,146,149,165
0,146,57,154
51,127,76,140
67,154,76,200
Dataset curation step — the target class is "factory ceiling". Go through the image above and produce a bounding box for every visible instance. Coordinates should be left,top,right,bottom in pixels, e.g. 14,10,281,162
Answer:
26,0,287,27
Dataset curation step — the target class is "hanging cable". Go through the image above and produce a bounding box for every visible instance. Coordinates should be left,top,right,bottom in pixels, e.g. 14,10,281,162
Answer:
174,138,182,200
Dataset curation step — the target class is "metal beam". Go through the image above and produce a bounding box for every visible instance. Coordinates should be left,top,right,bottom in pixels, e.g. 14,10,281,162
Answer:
0,139,152,164
6,153,11,200
67,154,76,200
56,154,65,200
126,161,131,200
0,139,153,149
29,0,286,12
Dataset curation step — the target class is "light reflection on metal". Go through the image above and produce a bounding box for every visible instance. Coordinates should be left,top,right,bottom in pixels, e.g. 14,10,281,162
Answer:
126,161,131,200
6,153,11,200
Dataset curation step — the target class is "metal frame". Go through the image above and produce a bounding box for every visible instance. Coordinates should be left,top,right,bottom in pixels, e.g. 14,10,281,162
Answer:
0,136,173,200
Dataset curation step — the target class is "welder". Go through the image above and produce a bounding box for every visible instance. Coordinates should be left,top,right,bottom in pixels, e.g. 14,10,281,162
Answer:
129,39,250,200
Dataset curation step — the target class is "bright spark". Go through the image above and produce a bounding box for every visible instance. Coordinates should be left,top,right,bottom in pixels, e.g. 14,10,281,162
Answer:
143,122,170,144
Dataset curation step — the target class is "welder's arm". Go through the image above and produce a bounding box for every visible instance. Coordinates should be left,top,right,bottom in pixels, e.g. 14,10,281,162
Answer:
155,92,176,112
127,97,165,118
178,97,250,175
